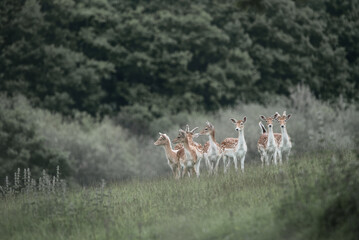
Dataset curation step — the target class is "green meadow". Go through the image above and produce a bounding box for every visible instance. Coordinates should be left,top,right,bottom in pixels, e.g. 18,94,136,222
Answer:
1,151,357,240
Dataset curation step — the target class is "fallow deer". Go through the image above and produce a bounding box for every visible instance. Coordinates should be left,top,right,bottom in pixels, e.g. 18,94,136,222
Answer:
172,126,203,177
219,116,248,173
257,114,281,166
274,111,292,164
200,121,222,174
154,133,184,179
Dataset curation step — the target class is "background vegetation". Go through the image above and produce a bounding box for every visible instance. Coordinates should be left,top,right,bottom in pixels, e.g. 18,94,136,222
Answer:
1,0,358,118
1,0,358,239
1,86,358,184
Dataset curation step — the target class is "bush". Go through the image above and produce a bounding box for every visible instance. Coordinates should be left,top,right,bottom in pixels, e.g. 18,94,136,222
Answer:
1,85,358,184
0,95,140,184
0,95,70,180
274,151,359,240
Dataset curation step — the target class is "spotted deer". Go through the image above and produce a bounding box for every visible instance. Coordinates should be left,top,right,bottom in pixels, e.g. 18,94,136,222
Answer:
257,114,281,166
172,126,203,177
219,116,248,173
200,122,222,174
154,133,184,179
274,111,292,164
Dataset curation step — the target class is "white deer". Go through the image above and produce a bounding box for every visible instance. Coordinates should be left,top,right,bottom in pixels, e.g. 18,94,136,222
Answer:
257,114,281,166
154,133,184,179
200,121,222,174
274,111,292,164
219,116,248,173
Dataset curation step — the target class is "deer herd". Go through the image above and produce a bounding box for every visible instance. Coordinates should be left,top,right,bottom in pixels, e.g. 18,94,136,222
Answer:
154,111,292,179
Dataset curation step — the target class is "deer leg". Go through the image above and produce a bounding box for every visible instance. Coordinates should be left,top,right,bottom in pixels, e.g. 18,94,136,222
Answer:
240,155,246,173
273,150,278,165
181,166,187,178
214,155,221,174
233,155,238,172
191,167,196,177
264,152,270,166
225,156,231,173
195,163,200,178
204,156,211,174
277,150,283,165
214,154,222,174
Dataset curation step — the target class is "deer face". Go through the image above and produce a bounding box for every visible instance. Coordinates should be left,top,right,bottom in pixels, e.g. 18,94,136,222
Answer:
274,111,292,129
154,133,169,146
173,126,199,144
260,114,278,129
200,121,214,135
230,116,247,132
172,130,186,144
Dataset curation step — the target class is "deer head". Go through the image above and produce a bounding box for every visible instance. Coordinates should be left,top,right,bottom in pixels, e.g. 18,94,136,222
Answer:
274,111,292,129
230,116,247,132
154,132,169,146
260,113,279,130
200,121,214,135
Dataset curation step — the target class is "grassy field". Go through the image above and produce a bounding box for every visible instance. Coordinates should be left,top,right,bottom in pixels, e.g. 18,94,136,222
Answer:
0,150,357,240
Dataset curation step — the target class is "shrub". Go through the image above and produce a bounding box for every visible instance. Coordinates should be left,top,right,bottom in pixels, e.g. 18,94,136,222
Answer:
0,95,140,184
274,151,359,240
0,95,69,180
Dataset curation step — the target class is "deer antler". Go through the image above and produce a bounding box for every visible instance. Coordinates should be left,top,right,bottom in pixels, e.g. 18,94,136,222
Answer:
191,127,198,133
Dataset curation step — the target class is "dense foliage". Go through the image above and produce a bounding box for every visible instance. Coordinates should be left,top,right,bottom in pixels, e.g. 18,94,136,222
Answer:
0,86,358,183
0,96,70,179
1,0,358,122
275,151,359,240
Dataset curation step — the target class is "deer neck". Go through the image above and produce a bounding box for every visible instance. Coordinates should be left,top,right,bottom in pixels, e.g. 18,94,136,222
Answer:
162,139,176,163
236,129,246,150
183,136,197,161
280,126,291,146
209,130,218,149
267,127,276,147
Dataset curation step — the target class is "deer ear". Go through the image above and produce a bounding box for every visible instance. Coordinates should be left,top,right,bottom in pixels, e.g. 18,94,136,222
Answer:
286,114,292,120
230,118,237,124
191,127,199,133
273,113,279,119
159,132,163,135
243,116,247,123
193,133,200,138
260,115,267,121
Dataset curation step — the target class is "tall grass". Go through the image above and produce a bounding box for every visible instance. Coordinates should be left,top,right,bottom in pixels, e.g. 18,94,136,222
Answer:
1,151,357,239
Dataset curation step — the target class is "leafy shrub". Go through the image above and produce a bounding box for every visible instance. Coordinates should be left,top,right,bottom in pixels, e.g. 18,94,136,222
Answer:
1,85,358,183
274,151,359,240
0,95,140,184
0,96,69,180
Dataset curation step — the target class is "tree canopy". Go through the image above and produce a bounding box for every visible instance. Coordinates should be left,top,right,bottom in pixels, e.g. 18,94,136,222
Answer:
1,0,358,120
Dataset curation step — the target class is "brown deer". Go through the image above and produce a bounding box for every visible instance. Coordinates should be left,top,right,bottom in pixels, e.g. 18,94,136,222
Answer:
219,116,248,173
154,133,184,179
172,126,203,177
200,122,222,174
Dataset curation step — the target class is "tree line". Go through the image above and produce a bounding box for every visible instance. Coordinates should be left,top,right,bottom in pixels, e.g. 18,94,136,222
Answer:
0,0,357,123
